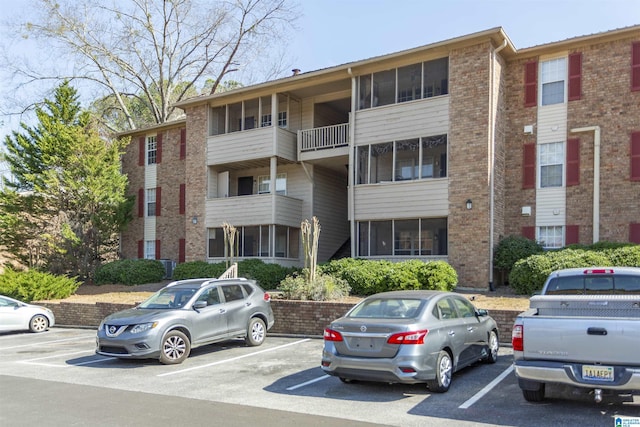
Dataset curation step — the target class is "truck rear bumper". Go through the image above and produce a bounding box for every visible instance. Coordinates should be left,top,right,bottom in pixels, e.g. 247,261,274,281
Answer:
514,360,640,390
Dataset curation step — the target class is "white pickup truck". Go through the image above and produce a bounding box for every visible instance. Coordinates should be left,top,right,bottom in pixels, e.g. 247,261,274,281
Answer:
512,267,640,403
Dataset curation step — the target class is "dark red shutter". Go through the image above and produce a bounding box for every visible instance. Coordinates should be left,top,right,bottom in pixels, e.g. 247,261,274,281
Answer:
156,133,163,164
568,52,582,101
630,223,640,244
524,61,538,107
138,136,145,166
522,226,535,240
137,240,144,258
179,184,186,215
522,143,536,189
155,240,161,260
138,188,144,217
631,132,640,181
156,187,162,216
632,42,640,91
180,128,186,160
566,138,580,186
565,225,579,245
179,238,186,263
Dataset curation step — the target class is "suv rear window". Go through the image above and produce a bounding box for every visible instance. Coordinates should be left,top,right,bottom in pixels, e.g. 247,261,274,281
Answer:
546,275,640,295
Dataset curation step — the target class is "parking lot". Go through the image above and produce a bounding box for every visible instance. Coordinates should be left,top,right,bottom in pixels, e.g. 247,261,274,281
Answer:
1,328,638,426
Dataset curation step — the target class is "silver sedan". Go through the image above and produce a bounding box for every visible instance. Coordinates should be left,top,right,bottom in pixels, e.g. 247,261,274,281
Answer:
321,290,499,392
0,295,55,333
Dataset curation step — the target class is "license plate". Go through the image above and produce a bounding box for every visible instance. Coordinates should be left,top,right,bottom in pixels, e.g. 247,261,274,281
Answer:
582,365,614,382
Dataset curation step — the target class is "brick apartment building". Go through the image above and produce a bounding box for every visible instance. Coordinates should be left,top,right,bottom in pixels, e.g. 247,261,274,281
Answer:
119,25,640,289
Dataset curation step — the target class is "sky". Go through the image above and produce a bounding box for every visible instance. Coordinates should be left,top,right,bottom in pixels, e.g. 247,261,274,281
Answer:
1,0,639,146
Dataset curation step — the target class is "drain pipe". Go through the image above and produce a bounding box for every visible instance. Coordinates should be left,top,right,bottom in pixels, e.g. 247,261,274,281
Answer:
570,126,601,243
347,67,356,257
488,38,508,292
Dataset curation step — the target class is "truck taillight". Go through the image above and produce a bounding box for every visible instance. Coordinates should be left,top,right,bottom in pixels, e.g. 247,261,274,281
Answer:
512,324,524,351
323,328,344,342
387,330,429,345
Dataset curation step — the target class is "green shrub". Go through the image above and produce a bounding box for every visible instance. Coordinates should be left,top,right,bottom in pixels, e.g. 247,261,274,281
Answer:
608,245,640,267
172,261,226,280
509,249,612,295
94,259,165,286
493,235,544,274
173,259,298,290
278,270,350,301
319,258,457,296
0,269,80,302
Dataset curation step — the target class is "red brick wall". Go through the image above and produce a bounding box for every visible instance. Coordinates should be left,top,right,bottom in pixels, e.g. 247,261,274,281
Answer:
40,300,519,344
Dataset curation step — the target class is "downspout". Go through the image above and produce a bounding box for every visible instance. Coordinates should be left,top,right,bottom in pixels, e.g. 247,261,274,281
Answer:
347,67,356,258
570,126,601,243
489,39,507,291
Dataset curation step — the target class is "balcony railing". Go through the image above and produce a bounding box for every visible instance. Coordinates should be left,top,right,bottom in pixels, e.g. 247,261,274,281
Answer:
298,123,349,152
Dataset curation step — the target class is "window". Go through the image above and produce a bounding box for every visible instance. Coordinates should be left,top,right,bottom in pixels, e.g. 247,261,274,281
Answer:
539,142,564,188
397,63,422,102
423,57,448,98
278,111,287,128
540,58,566,105
146,188,156,216
538,226,563,249
222,285,245,302
209,106,225,135
358,218,447,256
144,240,156,259
358,58,448,110
207,225,299,258
357,135,447,184
147,136,157,165
257,173,286,195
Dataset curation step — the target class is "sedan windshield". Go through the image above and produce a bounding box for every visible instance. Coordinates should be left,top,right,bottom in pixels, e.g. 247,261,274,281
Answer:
139,288,197,309
349,298,424,319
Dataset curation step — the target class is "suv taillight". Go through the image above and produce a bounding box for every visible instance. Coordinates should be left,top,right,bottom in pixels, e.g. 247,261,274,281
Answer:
263,292,271,302
512,324,524,351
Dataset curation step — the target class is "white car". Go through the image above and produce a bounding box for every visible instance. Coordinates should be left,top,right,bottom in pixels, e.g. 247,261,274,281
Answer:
0,295,55,333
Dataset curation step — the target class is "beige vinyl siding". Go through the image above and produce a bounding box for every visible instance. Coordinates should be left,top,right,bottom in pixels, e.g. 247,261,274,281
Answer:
144,217,156,241
206,127,297,165
145,164,157,188
354,179,448,220
205,194,303,227
354,97,449,145
312,166,349,262
537,103,567,144
536,101,567,227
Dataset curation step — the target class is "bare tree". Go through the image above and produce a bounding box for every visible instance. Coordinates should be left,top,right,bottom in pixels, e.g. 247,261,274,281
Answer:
7,0,299,131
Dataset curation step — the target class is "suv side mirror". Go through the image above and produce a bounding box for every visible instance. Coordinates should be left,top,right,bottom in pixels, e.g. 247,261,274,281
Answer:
193,301,207,310
476,308,488,317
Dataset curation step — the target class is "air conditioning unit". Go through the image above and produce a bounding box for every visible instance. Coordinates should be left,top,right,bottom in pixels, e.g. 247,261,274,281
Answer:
159,259,176,279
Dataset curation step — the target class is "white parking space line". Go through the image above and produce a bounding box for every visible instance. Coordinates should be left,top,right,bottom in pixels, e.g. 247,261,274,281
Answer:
0,335,95,350
158,338,311,377
458,365,514,409
18,350,96,367
286,374,330,391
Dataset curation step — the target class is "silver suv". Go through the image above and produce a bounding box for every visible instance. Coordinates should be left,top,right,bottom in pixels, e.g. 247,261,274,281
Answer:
96,278,275,364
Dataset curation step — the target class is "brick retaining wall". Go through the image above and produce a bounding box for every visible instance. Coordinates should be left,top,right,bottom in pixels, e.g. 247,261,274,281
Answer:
40,300,519,344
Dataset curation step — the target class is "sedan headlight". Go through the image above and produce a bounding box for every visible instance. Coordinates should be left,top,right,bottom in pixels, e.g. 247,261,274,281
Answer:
130,322,158,334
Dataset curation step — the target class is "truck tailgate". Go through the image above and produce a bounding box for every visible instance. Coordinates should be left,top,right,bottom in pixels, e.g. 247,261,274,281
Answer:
522,295,640,365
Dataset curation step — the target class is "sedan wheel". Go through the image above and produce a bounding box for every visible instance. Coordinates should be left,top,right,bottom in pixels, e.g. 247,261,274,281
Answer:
159,330,191,365
29,314,49,333
245,318,266,346
485,330,499,364
427,350,452,393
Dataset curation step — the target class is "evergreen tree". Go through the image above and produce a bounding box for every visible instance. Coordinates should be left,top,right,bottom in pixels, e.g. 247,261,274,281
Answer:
0,81,134,280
